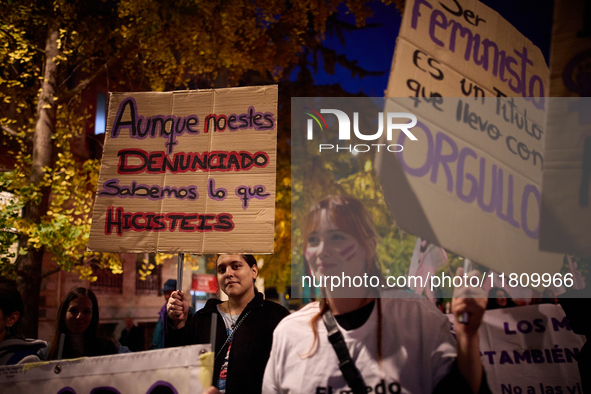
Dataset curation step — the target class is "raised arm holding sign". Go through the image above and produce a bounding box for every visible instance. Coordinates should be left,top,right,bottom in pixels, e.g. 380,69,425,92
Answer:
167,254,289,393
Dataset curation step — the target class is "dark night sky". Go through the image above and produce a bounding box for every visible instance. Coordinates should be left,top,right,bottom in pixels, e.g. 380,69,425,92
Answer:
312,0,554,95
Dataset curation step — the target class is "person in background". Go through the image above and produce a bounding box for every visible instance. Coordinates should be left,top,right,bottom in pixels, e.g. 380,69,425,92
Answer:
541,288,559,305
486,287,516,309
152,279,176,349
530,288,560,306
167,254,290,394
435,298,445,313
120,317,145,352
0,278,47,365
558,288,591,394
43,287,117,360
444,301,452,314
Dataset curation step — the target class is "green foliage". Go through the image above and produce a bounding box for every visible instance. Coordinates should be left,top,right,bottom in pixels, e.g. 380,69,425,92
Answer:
0,105,111,277
0,191,20,277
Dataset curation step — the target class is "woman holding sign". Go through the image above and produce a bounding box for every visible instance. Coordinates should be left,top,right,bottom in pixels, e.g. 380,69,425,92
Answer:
262,195,489,394
166,254,289,394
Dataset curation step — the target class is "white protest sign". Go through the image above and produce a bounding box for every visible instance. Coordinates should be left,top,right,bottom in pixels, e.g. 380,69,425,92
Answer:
376,0,563,279
449,304,584,394
88,85,278,254
540,98,591,256
387,0,548,101
0,345,212,394
539,0,591,255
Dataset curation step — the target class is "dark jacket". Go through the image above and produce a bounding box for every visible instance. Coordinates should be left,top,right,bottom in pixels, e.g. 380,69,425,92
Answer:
120,325,145,352
70,336,118,359
38,336,118,361
0,337,47,365
166,292,289,394
152,304,167,349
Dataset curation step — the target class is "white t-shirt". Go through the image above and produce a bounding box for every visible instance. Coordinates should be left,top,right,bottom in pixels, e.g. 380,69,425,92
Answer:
263,291,456,394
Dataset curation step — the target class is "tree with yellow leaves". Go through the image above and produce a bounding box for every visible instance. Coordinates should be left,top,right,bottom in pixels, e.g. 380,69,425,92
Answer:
1,0,403,335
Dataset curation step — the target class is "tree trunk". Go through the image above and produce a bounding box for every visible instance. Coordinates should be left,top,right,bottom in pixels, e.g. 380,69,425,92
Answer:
17,20,59,338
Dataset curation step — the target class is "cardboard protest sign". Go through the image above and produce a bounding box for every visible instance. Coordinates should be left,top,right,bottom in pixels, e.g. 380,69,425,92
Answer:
0,345,212,394
386,0,548,101
376,0,563,279
546,0,591,98
449,305,584,393
541,97,591,256
88,85,278,254
539,0,591,255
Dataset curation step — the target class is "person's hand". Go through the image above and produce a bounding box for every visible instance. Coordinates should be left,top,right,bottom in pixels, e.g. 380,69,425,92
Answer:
451,267,487,393
203,386,221,394
451,267,487,338
167,290,190,329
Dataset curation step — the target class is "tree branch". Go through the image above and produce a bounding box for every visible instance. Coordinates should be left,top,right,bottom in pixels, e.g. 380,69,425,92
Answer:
2,125,34,143
83,255,98,265
41,266,61,278
1,125,20,138
55,44,135,105
0,228,21,235
55,62,111,105
0,27,45,54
